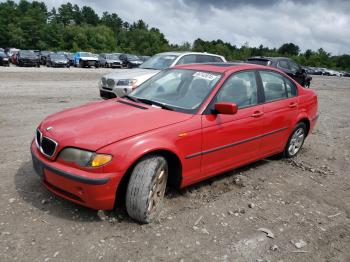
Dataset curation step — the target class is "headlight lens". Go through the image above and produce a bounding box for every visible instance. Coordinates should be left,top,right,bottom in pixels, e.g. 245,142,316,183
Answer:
59,148,112,167
117,79,137,86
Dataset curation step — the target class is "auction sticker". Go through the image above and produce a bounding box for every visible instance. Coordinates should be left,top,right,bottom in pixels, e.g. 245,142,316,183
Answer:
193,72,218,81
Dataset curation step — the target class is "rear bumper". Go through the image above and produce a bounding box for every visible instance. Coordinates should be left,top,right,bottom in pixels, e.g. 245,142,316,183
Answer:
310,114,319,133
31,142,121,210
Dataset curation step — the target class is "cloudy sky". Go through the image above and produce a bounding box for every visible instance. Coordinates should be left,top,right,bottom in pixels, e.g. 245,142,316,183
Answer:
42,0,350,54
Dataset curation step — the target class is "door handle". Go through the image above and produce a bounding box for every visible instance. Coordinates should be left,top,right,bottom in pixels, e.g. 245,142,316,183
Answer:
288,102,298,108
251,111,264,118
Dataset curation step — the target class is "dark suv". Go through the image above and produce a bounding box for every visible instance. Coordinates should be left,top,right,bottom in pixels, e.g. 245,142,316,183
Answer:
119,54,144,68
16,50,40,67
247,57,311,87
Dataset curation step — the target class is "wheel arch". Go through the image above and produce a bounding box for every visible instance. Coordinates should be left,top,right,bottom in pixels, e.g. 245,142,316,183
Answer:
296,117,310,136
114,148,183,208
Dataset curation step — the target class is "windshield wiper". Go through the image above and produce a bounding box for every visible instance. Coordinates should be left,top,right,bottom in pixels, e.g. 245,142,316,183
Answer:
124,95,140,103
137,98,173,111
139,67,158,70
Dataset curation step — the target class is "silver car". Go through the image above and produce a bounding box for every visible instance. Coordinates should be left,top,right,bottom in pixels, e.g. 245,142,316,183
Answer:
99,53,123,68
99,52,226,99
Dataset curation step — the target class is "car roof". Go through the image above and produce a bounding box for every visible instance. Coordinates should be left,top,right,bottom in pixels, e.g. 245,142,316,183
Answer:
248,56,290,61
157,51,224,57
173,62,273,73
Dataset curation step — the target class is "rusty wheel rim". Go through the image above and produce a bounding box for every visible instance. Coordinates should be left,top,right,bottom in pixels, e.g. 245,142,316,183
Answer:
147,165,167,215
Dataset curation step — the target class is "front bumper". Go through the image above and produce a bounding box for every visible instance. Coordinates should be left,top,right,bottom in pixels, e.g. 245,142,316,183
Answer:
99,84,133,98
52,62,68,67
82,60,98,67
100,89,117,99
18,59,39,66
31,142,121,210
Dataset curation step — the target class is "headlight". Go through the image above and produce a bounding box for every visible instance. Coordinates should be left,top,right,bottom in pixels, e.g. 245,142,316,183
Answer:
117,79,137,86
59,148,112,167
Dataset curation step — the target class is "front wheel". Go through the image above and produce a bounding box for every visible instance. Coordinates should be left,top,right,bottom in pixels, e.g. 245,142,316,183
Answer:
126,156,168,223
284,122,307,158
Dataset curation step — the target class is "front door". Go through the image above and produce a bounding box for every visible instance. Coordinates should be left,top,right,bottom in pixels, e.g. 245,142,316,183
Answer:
200,70,264,180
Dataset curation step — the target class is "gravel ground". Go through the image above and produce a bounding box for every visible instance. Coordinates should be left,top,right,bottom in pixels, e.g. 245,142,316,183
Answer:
0,66,349,262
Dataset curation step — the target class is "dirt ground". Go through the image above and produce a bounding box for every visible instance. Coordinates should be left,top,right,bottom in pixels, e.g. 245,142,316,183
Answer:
0,66,349,262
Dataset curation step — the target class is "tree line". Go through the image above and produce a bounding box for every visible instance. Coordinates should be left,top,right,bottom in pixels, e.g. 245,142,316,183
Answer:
0,0,349,70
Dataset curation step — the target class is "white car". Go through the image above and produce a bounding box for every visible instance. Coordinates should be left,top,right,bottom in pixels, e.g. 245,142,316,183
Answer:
99,52,226,99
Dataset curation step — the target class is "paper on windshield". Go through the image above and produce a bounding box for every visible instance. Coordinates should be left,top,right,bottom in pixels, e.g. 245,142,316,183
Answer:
193,72,218,81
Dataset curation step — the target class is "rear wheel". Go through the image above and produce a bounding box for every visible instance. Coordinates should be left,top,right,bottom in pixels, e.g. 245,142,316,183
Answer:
126,156,168,223
284,122,307,158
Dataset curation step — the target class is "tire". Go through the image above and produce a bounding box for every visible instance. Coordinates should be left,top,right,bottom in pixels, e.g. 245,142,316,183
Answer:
284,122,307,158
79,60,83,68
126,156,168,223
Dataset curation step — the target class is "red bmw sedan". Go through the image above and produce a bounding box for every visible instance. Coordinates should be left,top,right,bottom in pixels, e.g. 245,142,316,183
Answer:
31,63,318,223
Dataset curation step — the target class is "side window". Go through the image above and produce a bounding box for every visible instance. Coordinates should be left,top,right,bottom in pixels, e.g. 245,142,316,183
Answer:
213,56,224,62
215,71,258,109
260,71,288,102
289,61,301,73
196,55,213,63
285,78,297,97
177,54,197,65
278,60,289,70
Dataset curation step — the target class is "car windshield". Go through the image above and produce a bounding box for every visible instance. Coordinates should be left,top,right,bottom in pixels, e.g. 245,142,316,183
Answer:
80,52,92,57
0,51,6,57
51,54,66,59
140,54,178,70
106,54,119,60
20,51,36,58
129,69,222,114
126,54,140,60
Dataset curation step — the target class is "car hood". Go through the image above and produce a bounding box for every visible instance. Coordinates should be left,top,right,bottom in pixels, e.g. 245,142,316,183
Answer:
130,60,143,63
80,56,98,61
106,59,121,63
39,98,193,152
104,68,159,80
52,59,67,62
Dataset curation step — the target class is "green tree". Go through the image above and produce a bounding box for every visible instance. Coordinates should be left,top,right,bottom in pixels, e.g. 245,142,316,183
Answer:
278,43,300,56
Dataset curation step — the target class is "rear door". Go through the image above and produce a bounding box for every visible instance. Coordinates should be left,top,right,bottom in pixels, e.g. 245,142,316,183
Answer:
258,70,299,155
200,70,264,179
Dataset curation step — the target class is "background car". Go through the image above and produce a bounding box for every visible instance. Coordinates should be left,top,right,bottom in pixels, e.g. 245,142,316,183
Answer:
73,52,100,68
139,55,151,62
46,53,70,68
247,56,312,87
65,52,75,66
39,51,51,65
0,50,10,66
119,53,144,68
99,51,226,99
99,53,123,68
16,50,40,67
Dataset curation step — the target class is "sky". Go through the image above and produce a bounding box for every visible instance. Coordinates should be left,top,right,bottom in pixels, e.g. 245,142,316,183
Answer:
27,0,350,54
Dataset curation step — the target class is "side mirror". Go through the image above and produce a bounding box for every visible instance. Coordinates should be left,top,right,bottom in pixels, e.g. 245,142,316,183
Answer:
214,102,238,115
